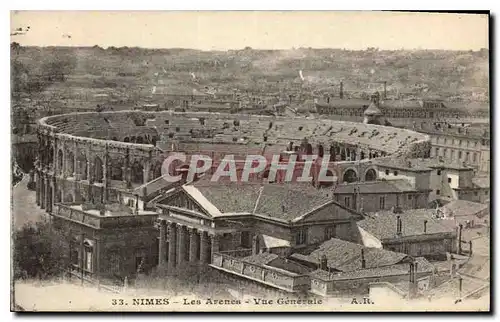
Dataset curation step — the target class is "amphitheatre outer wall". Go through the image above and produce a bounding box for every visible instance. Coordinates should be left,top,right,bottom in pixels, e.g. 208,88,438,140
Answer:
34,110,431,211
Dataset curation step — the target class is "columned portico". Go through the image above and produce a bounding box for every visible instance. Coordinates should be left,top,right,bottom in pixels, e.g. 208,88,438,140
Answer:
167,222,177,270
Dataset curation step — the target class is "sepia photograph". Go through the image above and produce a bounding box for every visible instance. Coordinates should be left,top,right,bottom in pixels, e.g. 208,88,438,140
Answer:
9,10,491,312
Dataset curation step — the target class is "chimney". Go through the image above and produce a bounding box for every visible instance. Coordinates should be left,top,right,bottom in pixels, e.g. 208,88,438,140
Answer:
320,255,328,271
339,81,344,99
383,81,387,99
458,276,463,297
458,224,463,254
423,220,428,234
361,249,366,269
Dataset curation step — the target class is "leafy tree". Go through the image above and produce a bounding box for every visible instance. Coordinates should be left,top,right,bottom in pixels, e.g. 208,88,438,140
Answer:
13,220,68,280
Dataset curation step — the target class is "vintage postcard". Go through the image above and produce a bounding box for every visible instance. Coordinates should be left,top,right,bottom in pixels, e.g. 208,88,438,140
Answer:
10,11,490,312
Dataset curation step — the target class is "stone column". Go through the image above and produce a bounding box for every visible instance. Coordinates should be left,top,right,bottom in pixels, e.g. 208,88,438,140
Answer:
44,177,50,212
51,138,56,173
177,225,187,266
35,171,40,206
103,147,108,202
210,234,220,263
61,143,67,178
167,223,177,270
189,228,199,263
143,156,151,184
158,220,167,268
73,142,79,180
199,231,209,264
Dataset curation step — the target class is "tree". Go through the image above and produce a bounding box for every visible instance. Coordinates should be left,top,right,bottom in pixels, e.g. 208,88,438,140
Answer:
13,220,68,280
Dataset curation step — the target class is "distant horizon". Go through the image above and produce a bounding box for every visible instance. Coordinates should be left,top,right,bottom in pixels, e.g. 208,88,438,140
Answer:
10,44,489,52
11,11,489,51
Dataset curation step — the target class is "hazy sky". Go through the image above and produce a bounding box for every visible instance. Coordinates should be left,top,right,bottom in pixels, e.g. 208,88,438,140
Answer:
11,11,489,50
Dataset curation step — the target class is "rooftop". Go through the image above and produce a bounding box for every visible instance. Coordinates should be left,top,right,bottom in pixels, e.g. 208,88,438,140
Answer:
441,200,489,219
291,238,409,272
189,181,332,221
309,256,433,281
358,209,456,241
334,179,417,195
472,176,490,189
373,157,473,172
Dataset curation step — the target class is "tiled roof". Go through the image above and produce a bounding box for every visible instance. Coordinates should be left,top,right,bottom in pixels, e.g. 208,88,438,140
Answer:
292,238,408,272
472,177,490,189
373,157,472,172
441,200,489,218
358,209,456,240
334,179,417,195
424,275,489,299
458,255,490,280
191,181,331,221
310,256,433,281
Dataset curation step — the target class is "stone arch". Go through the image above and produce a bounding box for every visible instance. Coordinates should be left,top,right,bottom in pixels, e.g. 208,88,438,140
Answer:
317,169,337,188
342,168,358,183
364,168,377,181
94,156,104,183
317,144,324,158
131,160,144,184
151,160,163,179
77,153,87,180
110,158,123,181
67,151,75,175
63,192,74,203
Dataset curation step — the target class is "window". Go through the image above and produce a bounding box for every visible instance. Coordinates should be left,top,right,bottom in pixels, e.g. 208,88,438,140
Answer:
296,229,307,245
459,140,463,146
474,192,478,196
394,171,398,176
485,191,489,195
385,169,390,175
344,197,351,208
379,196,386,210
436,189,441,195
325,225,337,240
458,151,463,159
437,170,442,175
473,153,477,162
408,195,413,200
448,178,452,184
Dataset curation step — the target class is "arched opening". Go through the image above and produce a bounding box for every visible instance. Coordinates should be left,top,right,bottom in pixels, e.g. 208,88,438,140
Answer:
136,137,144,144
340,149,346,161
342,169,358,183
152,161,162,179
67,151,75,175
360,151,366,160
365,169,377,181
131,160,144,184
63,192,74,203
77,153,87,180
94,156,104,183
305,143,313,155
124,137,130,143
57,150,63,174
318,169,336,188
329,145,336,161
110,158,123,181
317,144,324,158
